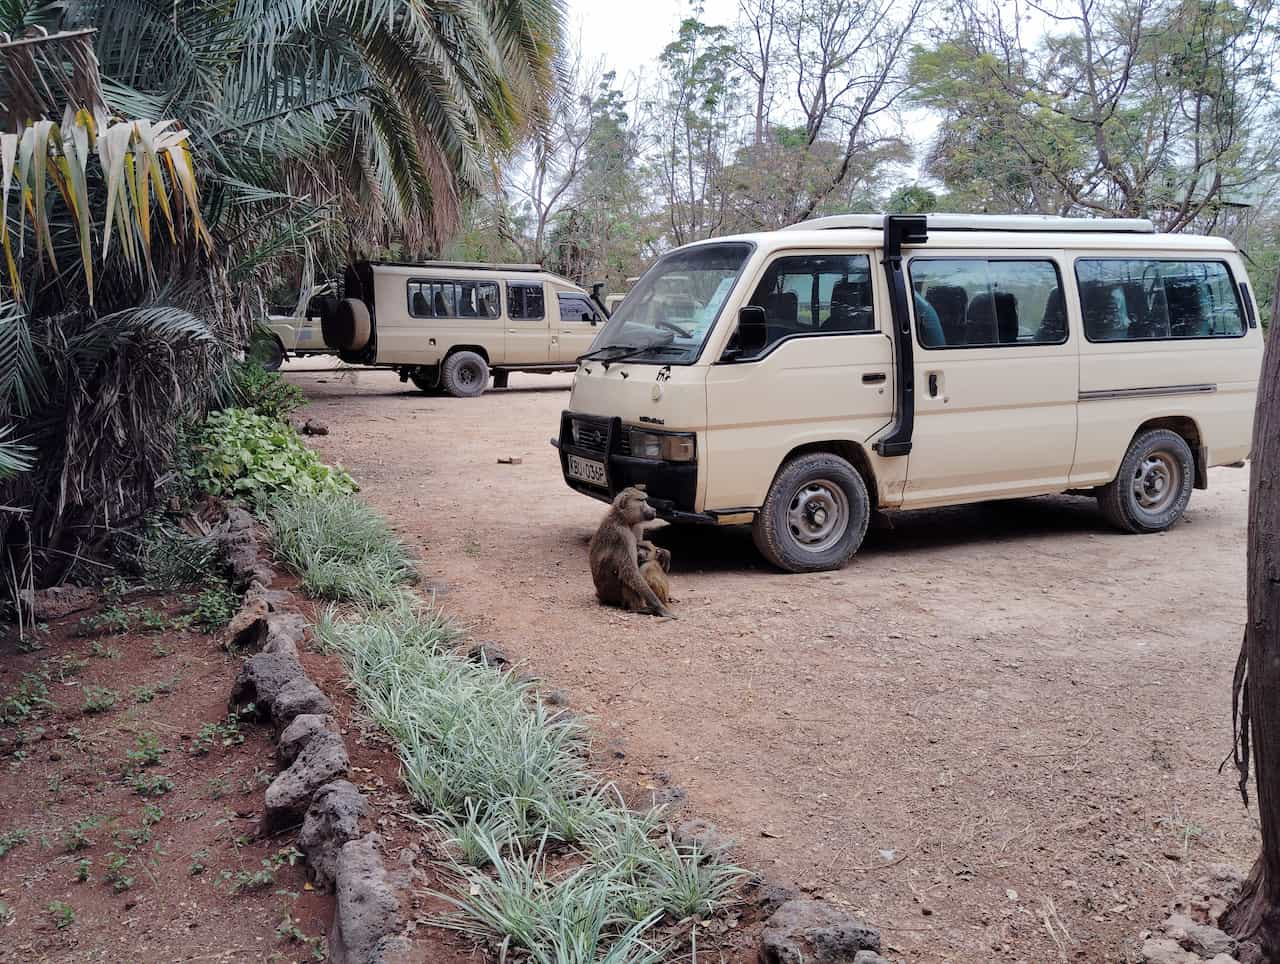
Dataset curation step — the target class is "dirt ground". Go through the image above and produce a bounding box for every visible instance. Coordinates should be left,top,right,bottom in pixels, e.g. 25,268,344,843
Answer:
288,359,1258,964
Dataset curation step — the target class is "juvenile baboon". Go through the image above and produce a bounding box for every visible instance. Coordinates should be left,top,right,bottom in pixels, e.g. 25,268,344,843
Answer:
637,542,672,607
589,487,673,617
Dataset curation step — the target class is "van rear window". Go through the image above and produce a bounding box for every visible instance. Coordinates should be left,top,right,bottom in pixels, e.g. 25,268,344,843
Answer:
909,258,1066,348
1075,259,1244,341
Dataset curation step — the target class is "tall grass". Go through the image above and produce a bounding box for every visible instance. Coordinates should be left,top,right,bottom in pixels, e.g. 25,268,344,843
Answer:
266,493,416,606
315,602,747,958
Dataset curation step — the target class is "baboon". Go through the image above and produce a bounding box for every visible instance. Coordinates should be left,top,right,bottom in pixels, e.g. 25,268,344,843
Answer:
589,487,673,617
637,542,672,607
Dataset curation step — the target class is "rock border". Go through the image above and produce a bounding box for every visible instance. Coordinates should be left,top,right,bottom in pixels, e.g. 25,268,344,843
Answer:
215,508,408,964
215,505,890,964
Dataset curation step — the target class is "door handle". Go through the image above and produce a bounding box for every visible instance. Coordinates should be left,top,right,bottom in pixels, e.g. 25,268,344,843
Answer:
862,372,886,384
927,372,939,397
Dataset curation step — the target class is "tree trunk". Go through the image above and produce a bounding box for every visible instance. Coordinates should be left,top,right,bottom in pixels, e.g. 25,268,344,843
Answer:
1224,273,1280,959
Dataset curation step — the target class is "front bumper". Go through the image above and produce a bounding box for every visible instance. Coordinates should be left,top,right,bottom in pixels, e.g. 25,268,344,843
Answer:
553,411,701,519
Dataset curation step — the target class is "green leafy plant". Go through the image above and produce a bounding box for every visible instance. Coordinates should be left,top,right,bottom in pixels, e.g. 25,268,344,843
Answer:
103,853,134,893
189,848,209,876
127,735,167,769
188,408,355,505
74,858,92,882
267,493,415,606
130,773,175,797
191,712,247,756
62,817,101,853
79,610,131,637
1,674,51,725
192,582,239,631
0,899,12,926
48,900,75,930
0,828,30,857
231,362,305,420
82,686,120,715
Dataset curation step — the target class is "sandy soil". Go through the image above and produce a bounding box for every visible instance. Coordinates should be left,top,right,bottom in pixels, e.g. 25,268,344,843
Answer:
289,360,1258,963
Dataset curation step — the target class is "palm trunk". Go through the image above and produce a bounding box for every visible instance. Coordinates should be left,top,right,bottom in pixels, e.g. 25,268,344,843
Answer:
1224,270,1280,958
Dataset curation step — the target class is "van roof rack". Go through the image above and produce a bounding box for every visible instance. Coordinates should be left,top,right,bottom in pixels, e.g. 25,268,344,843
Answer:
364,259,545,272
783,213,1157,234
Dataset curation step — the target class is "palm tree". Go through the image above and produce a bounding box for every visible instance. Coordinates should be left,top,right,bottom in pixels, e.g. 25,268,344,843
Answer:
0,0,566,595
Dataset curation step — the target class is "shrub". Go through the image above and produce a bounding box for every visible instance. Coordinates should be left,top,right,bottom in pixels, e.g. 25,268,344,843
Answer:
266,493,415,606
230,362,305,420
187,408,355,506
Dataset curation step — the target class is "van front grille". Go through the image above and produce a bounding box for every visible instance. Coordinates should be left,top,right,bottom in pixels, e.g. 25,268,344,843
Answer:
569,417,610,456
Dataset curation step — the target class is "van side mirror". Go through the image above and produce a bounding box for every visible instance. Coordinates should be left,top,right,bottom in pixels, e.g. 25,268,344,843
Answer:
737,305,768,357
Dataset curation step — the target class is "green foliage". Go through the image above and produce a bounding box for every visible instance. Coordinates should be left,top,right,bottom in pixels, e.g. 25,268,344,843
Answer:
1,673,51,725
193,581,239,631
191,711,248,756
230,362,305,421
63,817,101,853
74,858,92,882
82,686,120,714
127,734,168,769
0,828,30,857
188,408,356,506
103,852,135,892
318,603,746,957
132,519,223,589
266,493,415,606
48,900,75,930
130,773,175,797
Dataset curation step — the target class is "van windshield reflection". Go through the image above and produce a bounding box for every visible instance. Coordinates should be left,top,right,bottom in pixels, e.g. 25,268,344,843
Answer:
588,243,752,364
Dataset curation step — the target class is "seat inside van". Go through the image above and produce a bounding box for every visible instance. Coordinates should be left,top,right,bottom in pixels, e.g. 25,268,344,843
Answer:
924,285,967,345
822,280,873,331
964,291,1019,344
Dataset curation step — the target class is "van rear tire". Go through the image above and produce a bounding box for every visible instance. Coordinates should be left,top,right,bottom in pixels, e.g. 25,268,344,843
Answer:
753,453,870,573
441,351,489,398
1097,428,1194,533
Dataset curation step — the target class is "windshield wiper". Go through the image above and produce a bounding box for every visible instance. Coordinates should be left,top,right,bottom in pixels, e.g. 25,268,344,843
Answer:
577,338,677,365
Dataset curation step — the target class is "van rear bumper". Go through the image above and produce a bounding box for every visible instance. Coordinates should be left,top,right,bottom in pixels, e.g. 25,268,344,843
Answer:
553,411,700,519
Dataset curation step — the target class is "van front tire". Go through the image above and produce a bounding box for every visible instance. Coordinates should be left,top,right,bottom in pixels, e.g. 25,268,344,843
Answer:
442,351,489,398
753,453,870,573
1097,428,1194,533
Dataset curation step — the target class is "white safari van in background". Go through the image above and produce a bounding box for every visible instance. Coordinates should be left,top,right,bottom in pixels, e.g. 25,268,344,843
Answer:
553,214,1264,572
322,261,606,396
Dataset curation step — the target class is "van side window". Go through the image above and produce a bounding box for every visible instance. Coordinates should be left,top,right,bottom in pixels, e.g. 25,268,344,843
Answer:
509,283,545,320
909,258,1065,348
745,254,874,352
407,280,499,319
559,296,599,322
1074,259,1244,341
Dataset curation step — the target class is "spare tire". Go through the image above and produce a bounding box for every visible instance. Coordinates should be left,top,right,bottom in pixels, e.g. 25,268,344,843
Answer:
323,298,371,351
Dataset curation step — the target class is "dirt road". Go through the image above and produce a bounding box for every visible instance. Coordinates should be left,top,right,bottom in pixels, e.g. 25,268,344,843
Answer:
289,360,1255,963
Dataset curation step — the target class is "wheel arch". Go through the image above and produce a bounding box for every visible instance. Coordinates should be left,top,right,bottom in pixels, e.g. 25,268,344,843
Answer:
1132,415,1207,489
779,440,881,508
445,344,490,364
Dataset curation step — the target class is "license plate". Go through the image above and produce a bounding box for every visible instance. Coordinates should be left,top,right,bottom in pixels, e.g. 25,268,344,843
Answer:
567,454,607,486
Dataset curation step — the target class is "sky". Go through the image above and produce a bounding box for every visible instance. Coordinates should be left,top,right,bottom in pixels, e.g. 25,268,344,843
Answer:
566,0,742,89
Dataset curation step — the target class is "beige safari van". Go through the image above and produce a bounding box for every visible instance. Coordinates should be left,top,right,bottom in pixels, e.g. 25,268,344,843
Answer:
553,213,1264,572
322,261,606,396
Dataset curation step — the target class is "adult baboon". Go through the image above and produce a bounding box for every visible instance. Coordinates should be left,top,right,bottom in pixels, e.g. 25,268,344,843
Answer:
588,487,672,617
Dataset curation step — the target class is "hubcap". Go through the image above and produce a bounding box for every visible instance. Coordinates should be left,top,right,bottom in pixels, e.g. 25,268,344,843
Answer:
786,480,848,553
1132,451,1180,514
460,364,478,386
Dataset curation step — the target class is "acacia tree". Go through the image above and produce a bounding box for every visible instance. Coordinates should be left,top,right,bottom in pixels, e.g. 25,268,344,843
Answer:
909,0,1280,228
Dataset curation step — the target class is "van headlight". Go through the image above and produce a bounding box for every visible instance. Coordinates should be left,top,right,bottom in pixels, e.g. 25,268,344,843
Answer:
627,428,696,462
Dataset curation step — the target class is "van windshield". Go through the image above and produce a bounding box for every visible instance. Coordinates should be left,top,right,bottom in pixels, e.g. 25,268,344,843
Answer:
588,243,752,364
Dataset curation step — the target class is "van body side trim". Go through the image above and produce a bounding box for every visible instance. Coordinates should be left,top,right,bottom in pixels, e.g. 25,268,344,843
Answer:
1078,383,1217,402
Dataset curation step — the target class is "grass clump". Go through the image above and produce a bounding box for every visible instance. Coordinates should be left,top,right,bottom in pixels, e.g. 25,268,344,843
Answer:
1,673,51,725
187,408,355,506
0,828,30,857
268,493,416,606
316,603,745,959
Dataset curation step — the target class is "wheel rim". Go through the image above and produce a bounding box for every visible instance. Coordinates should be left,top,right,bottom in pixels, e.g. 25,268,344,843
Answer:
458,362,481,388
785,479,848,553
1132,450,1181,514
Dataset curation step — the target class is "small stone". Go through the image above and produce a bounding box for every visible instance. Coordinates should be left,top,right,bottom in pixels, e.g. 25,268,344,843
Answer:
760,898,881,963
544,689,570,707
1162,912,1237,958
755,881,800,917
298,781,366,891
1140,937,1201,964
302,418,330,436
465,643,510,669
328,834,403,964
674,819,736,855
853,954,891,964
496,456,522,464
262,730,349,834
606,739,626,759
20,585,97,620
278,714,338,765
